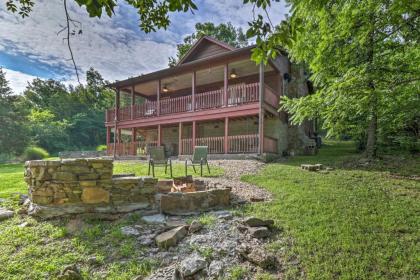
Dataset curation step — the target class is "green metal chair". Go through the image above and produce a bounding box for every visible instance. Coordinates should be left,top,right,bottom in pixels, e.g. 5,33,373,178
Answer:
185,146,210,177
148,146,172,177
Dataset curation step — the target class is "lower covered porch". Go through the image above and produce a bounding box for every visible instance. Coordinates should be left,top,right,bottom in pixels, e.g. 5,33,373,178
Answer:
107,116,279,157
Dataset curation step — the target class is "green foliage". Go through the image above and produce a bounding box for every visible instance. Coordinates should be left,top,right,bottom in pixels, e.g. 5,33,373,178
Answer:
96,145,107,151
22,146,50,160
248,0,420,156
0,68,114,155
226,265,249,280
168,22,248,66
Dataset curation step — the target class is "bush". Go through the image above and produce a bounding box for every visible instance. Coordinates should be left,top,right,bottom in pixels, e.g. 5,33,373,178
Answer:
96,145,107,151
23,146,50,160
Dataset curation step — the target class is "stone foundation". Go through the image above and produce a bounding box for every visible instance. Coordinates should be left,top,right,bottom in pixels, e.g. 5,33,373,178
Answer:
24,159,230,218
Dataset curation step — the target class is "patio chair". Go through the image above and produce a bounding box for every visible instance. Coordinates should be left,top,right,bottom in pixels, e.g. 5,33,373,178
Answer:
185,146,210,177
148,146,172,178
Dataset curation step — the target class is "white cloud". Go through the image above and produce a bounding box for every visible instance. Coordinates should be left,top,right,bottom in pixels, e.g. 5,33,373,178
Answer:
3,68,39,94
0,0,289,89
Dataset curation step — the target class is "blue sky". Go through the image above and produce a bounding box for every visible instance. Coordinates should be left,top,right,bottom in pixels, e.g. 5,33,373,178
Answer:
0,0,288,93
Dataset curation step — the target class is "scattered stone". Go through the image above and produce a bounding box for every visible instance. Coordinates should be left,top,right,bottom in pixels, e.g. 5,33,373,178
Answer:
248,226,271,239
165,220,188,230
121,226,140,236
243,217,274,227
180,253,207,277
250,197,265,202
208,260,224,278
87,256,101,266
0,207,14,221
19,194,29,205
213,210,233,220
57,264,82,280
301,164,323,171
66,219,86,234
155,226,187,249
243,248,277,269
18,222,29,228
142,214,166,224
188,220,203,233
138,234,155,246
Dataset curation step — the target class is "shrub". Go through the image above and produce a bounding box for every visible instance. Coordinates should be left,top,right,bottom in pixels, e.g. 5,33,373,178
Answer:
96,145,107,151
23,146,50,160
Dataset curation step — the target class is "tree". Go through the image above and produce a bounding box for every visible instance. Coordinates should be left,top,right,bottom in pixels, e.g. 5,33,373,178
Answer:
168,22,248,66
247,0,420,157
0,68,29,155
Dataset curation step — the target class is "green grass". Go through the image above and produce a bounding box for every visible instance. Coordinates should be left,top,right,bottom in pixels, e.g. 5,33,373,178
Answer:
114,161,223,178
0,161,222,279
242,141,420,279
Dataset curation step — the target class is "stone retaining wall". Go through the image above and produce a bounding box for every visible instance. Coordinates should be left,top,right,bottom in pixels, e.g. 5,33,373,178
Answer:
24,159,231,218
24,159,157,218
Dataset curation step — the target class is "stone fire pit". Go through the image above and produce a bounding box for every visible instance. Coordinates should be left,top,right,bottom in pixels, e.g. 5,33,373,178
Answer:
24,159,231,218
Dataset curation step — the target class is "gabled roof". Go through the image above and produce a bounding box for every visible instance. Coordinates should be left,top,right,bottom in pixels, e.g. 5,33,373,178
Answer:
177,36,236,65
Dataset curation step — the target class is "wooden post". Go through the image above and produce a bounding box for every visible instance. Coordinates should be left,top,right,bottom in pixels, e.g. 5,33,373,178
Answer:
118,128,122,143
192,71,196,111
192,121,196,149
131,86,135,120
258,63,265,155
131,127,136,155
113,88,120,158
178,122,183,155
157,124,162,147
224,117,229,154
224,64,228,106
157,80,161,116
106,127,110,154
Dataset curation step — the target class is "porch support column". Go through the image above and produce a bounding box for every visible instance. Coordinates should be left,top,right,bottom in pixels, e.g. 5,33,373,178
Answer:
192,121,196,149
157,80,161,116
113,88,120,158
131,128,136,155
224,64,228,106
178,122,183,155
118,128,122,143
131,86,135,119
258,63,265,155
157,124,162,147
224,117,229,154
192,71,196,111
106,126,110,153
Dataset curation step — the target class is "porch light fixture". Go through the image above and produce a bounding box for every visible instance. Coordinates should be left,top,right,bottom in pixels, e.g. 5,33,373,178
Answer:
230,69,238,78
162,85,169,92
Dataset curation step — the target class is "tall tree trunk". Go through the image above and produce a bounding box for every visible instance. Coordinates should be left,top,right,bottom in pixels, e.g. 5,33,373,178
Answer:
365,20,377,159
366,101,377,159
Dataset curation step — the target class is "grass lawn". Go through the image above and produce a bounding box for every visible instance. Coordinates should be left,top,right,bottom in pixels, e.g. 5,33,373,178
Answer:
0,161,222,279
242,141,419,279
0,144,418,279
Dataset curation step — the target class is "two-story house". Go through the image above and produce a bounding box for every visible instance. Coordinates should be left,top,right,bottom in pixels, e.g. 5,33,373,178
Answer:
105,36,315,158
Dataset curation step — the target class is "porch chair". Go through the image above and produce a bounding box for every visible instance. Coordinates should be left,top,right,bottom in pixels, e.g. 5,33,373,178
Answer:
185,146,210,177
148,146,172,178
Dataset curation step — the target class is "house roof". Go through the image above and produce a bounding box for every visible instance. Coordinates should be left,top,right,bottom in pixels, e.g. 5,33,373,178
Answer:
108,36,283,90
176,36,237,65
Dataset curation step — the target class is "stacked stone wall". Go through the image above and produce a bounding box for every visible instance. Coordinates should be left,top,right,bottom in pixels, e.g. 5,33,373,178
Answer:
24,159,157,217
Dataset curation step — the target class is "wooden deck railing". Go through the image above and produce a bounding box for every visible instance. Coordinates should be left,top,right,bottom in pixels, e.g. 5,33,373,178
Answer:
263,136,278,153
196,136,225,154
107,141,158,156
181,138,193,155
160,95,192,115
228,134,259,153
228,82,259,106
195,89,224,110
106,82,268,122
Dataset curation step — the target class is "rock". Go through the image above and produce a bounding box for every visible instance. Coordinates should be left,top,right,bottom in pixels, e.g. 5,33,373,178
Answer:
208,260,224,278
188,220,203,233
57,264,82,280
66,219,86,234
248,226,271,238
121,226,140,236
18,222,29,228
155,226,187,249
243,217,274,227
165,220,188,230
212,210,232,220
0,207,14,221
19,194,29,205
81,187,110,204
87,256,101,266
243,248,277,269
179,253,207,277
250,197,265,202
138,234,155,246
142,214,166,224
